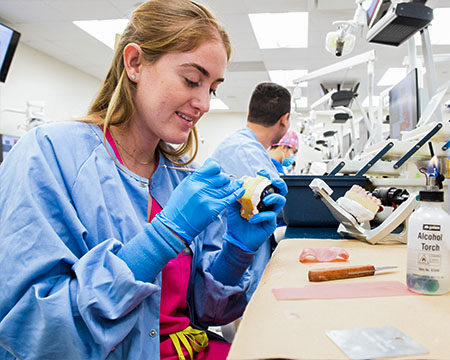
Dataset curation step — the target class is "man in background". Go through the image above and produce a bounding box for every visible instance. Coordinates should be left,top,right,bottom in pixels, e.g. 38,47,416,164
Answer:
211,82,291,299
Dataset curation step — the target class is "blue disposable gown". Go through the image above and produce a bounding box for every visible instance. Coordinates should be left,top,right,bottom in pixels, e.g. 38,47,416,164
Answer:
211,127,280,299
0,122,254,360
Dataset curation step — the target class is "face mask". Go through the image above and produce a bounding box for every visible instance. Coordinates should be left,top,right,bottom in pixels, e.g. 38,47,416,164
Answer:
282,153,295,167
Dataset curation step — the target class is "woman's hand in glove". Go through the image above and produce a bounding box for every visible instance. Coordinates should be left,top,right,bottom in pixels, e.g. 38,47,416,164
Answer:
225,170,287,252
156,158,245,244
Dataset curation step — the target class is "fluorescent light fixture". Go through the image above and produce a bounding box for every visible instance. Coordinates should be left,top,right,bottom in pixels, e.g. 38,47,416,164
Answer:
210,98,229,110
377,67,407,86
249,12,308,49
415,8,450,45
73,19,129,49
269,70,308,87
428,8,450,45
362,95,380,108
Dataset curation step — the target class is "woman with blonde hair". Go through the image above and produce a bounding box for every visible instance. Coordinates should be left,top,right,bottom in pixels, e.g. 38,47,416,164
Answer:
0,0,287,359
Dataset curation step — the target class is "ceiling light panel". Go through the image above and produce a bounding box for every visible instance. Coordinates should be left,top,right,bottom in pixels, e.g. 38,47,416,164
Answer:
248,12,308,49
73,19,129,49
377,67,407,86
269,69,308,87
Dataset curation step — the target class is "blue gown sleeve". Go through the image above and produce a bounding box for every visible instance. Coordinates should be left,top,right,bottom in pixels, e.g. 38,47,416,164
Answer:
186,214,255,328
0,126,181,359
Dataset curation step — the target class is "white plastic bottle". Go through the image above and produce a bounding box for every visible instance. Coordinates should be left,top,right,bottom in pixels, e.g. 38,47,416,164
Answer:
407,189,450,295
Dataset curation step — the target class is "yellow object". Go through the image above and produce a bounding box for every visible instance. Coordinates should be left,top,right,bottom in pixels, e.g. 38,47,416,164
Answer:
169,326,208,360
238,175,271,220
447,159,450,178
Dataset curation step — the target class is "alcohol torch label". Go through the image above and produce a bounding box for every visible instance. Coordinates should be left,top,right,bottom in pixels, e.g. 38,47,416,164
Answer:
417,224,443,262
418,224,442,251
407,221,449,294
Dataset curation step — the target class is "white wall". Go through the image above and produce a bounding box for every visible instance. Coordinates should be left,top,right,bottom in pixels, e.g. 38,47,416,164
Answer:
0,43,101,136
0,44,248,165
196,112,247,165
0,43,247,165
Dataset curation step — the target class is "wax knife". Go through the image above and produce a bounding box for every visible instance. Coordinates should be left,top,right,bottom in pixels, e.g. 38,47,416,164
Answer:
308,265,398,282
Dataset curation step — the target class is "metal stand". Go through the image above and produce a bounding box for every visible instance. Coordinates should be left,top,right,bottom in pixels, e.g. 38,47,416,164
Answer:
356,141,393,176
309,178,418,245
393,122,443,168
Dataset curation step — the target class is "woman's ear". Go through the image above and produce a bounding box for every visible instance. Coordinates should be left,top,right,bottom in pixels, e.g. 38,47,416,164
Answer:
123,43,142,82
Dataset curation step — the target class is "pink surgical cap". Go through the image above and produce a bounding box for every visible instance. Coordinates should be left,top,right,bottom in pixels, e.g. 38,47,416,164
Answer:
272,130,299,150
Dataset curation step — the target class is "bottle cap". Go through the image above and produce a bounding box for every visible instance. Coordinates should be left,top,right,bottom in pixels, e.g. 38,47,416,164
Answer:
419,190,444,202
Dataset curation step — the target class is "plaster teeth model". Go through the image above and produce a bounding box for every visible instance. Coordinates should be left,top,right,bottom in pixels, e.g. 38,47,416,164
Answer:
337,185,381,223
238,175,275,220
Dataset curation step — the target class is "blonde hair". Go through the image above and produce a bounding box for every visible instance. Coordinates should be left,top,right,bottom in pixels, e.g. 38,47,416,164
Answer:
84,0,231,165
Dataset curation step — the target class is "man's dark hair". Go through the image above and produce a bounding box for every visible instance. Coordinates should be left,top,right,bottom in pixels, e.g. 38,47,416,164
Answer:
248,82,291,126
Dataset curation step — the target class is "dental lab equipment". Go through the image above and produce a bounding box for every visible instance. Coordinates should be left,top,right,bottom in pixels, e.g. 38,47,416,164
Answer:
309,178,418,244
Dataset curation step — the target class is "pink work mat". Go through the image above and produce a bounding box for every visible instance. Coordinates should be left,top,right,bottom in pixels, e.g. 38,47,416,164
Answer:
273,280,415,300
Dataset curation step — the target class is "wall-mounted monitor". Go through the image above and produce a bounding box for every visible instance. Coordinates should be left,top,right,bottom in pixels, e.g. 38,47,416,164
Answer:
0,133,20,163
0,23,21,83
366,0,391,29
388,68,420,140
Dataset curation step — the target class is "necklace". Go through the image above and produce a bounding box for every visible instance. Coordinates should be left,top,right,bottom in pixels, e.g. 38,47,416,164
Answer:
109,128,153,166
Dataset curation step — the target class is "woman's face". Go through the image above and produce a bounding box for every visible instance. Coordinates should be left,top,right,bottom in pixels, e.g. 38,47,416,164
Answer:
281,146,296,159
133,39,227,145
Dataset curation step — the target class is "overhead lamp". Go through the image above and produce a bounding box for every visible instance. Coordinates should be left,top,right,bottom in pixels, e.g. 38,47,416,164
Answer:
292,85,302,100
3,100,48,130
366,2,433,46
325,23,356,57
324,0,369,58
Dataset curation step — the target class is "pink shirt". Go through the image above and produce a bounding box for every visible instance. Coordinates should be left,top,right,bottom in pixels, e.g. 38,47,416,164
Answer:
105,128,229,359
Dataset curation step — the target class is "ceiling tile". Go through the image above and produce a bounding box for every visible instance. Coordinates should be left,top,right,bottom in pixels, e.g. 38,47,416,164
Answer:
0,1,64,23
0,0,448,115
43,0,124,20
316,0,355,10
228,61,267,72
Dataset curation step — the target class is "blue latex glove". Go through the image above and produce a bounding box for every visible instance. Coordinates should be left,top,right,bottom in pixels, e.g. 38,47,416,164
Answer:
156,158,245,244
225,170,287,252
